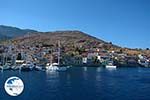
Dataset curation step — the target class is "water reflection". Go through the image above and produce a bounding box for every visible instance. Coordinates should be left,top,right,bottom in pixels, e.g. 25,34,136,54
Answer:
83,67,87,71
0,70,3,73
66,73,71,81
106,68,117,71
96,67,102,72
83,67,88,81
46,70,59,79
96,73,101,82
45,70,60,93
0,70,3,78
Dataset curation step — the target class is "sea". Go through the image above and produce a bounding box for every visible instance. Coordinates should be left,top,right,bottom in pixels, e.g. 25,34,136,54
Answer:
0,67,150,100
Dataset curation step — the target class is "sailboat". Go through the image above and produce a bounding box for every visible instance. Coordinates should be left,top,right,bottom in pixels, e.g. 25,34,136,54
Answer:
46,41,67,71
1,52,11,70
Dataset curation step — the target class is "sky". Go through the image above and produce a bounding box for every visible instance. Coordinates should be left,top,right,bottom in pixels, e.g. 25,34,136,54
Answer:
0,0,149,48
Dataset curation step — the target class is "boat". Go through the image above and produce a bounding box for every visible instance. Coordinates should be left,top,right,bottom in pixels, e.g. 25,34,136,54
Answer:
20,62,35,71
0,66,3,70
1,52,11,70
46,41,68,72
11,65,20,70
106,65,117,69
46,63,68,71
46,63,59,71
138,59,149,67
58,66,68,71
2,64,11,70
34,65,43,71
106,61,117,69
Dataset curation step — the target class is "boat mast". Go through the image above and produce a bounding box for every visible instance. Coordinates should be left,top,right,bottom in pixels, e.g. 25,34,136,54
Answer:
58,41,60,65
50,49,53,65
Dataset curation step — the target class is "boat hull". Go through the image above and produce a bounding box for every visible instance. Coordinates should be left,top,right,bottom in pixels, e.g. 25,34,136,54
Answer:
106,65,117,69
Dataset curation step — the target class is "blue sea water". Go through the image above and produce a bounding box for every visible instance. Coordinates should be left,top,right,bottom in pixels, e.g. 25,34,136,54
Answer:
0,67,150,100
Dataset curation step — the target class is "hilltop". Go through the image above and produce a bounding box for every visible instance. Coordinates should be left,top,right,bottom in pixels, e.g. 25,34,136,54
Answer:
0,25,37,39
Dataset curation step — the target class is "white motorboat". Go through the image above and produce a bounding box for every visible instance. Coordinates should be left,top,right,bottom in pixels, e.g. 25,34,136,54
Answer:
106,61,117,69
106,65,117,69
46,63,68,71
46,63,59,71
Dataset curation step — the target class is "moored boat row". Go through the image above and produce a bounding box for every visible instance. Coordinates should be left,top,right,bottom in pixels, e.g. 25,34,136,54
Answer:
0,62,69,72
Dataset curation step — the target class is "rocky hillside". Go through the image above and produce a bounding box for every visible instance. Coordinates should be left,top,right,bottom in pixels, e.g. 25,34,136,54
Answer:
11,30,120,51
0,25,37,39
